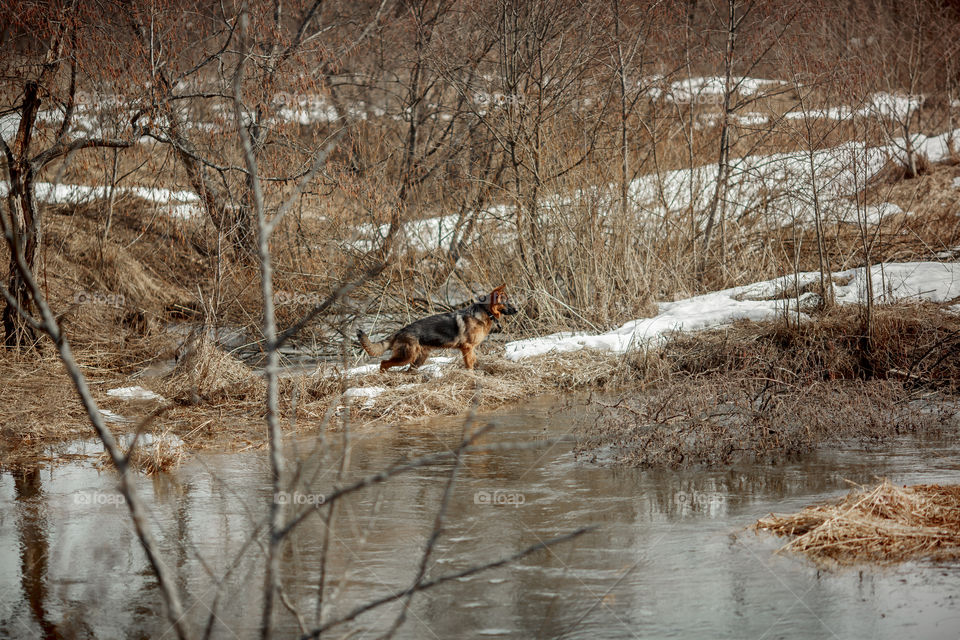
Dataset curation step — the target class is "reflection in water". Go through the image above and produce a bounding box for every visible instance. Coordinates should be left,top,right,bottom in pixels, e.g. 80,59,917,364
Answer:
1,399,960,638
14,467,61,640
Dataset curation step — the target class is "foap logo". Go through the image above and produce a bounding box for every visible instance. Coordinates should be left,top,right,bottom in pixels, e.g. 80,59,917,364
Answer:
274,291,322,305
73,491,125,507
690,93,725,105
272,92,326,108
472,91,525,107
75,91,128,107
274,491,325,506
74,291,125,307
674,490,726,510
474,489,526,507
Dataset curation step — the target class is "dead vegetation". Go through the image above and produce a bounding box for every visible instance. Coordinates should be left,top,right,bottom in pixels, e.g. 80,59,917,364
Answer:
0,151,958,471
754,480,960,565
575,304,960,467
630,303,960,389
311,350,628,424
0,356,109,456
4,272,960,470
121,432,185,475
160,331,264,404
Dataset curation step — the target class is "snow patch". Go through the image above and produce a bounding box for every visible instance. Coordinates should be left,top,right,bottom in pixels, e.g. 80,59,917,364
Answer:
350,213,466,254
343,386,386,408
107,386,166,401
860,202,906,225
339,355,457,379
656,76,785,102
504,262,960,361
117,432,185,450
0,180,202,219
783,92,923,122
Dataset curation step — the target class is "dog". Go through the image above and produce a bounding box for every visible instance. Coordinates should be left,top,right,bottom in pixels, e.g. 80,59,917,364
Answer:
357,285,518,371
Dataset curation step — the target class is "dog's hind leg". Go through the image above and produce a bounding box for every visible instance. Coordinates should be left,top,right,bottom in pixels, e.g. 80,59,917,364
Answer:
380,354,414,372
380,352,415,371
409,348,431,371
380,342,416,372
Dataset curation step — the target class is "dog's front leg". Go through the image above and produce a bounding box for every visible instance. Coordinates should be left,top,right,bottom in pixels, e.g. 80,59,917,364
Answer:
459,345,477,369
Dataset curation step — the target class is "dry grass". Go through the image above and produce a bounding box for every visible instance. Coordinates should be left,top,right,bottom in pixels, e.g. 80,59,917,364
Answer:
5,298,958,470
2,150,958,470
623,302,960,389
302,349,629,426
0,355,105,457
0,353,189,470
114,431,185,475
754,480,960,565
782,163,960,270
576,303,960,467
159,331,265,404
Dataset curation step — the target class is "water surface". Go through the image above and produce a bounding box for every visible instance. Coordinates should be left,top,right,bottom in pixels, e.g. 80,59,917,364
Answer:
2,398,960,638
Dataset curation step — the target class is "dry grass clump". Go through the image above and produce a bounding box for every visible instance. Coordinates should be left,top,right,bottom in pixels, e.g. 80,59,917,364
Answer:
125,434,185,475
356,362,541,422
576,378,951,468
754,480,960,565
624,303,960,389
577,303,960,468
160,332,264,404
311,350,631,425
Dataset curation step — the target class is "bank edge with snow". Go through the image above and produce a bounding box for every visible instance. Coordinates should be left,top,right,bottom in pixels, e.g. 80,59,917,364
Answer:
502,262,960,361
340,261,960,402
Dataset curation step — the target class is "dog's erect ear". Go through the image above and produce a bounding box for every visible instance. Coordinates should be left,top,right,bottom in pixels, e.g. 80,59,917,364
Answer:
490,284,506,306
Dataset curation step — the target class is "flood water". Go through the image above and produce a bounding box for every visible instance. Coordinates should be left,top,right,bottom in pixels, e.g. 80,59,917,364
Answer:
2,398,960,639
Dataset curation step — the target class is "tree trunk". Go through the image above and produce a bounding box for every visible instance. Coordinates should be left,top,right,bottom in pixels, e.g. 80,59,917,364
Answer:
2,82,42,348
699,0,736,282
3,170,42,348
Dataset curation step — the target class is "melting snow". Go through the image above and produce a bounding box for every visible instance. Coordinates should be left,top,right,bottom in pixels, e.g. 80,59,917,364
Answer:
783,92,923,122
0,180,202,219
503,262,960,361
117,432,185,450
344,262,960,388
343,386,386,408
650,76,785,102
350,128,960,254
107,386,166,401
98,409,132,424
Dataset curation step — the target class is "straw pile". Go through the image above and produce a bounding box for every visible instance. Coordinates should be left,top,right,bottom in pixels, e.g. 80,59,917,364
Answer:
322,349,628,424
126,436,185,475
160,332,264,403
754,480,960,565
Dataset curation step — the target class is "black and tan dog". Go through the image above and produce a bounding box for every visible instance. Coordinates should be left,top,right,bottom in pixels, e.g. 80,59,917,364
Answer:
357,285,518,371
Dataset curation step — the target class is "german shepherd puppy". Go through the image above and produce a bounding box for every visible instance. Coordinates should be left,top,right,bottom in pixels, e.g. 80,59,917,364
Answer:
357,285,518,371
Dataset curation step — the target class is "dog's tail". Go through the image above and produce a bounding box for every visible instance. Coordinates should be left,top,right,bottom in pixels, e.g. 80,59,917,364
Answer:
357,329,390,357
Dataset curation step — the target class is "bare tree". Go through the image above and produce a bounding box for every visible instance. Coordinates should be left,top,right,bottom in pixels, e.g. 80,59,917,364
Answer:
697,0,799,281
0,2,134,347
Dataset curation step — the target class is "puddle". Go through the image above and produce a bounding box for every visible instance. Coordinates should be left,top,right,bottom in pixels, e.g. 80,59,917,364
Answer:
2,399,960,638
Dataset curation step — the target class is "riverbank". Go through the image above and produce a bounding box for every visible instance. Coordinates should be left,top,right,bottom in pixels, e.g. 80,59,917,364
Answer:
3,287,959,472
